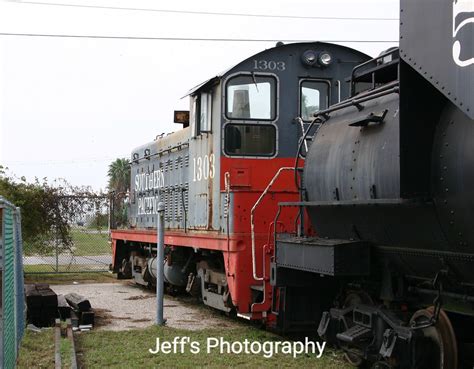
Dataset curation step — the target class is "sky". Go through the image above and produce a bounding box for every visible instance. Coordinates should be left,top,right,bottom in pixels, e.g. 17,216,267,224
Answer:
0,0,399,191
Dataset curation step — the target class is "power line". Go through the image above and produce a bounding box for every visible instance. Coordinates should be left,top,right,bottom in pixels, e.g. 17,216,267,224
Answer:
0,32,398,43
14,1,399,22
3,160,115,166
3,156,128,165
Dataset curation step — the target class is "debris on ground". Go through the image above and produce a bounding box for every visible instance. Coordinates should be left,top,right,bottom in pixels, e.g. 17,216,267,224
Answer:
65,292,91,311
25,284,58,327
26,324,41,333
64,292,95,329
25,284,96,331
124,294,154,301
57,294,71,319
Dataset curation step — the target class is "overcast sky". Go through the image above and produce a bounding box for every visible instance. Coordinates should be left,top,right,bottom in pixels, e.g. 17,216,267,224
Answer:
0,0,399,191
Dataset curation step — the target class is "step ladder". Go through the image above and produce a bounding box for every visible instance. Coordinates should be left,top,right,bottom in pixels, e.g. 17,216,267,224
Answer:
336,324,373,343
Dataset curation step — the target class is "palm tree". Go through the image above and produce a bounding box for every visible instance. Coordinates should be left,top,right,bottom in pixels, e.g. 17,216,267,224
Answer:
107,158,130,193
107,158,130,228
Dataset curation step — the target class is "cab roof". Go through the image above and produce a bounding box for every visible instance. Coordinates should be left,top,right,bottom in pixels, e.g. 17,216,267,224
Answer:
184,41,371,98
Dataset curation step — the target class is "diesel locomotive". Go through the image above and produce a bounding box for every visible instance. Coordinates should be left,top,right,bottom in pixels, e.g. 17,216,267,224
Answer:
110,41,370,316
110,0,473,367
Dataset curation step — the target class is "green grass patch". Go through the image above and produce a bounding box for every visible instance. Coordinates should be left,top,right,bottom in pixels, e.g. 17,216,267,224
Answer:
24,264,61,274
76,326,351,368
17,329,55,369
24,263,109,273
24,263,110,275
23,229,111,257
17,322,351,368
60,335,73,368
23,240,55,257
70,229,111,256
24,269,116,285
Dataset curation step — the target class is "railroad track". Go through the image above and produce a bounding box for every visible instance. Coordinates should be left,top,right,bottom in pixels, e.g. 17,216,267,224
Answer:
54,319,78,369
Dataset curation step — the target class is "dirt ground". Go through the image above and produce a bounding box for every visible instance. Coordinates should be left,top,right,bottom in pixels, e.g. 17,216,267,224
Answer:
51,282,241,331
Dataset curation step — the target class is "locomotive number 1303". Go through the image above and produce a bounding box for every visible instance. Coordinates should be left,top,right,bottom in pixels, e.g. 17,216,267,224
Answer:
253,60,286,71
192,154,215,182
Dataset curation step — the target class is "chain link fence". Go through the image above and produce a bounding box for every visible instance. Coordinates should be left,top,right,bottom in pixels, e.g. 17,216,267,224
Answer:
23,195,112,274
0,197,26,369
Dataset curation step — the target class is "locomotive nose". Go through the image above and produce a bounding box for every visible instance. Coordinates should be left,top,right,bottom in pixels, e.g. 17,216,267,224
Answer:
432,103,474,254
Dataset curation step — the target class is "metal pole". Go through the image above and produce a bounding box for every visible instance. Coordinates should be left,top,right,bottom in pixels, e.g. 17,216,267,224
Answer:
55,237,59,273
156,202,165,325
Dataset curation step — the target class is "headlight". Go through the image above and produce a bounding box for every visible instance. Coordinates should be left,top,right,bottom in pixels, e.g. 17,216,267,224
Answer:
318,51,332,66
302,50,318,66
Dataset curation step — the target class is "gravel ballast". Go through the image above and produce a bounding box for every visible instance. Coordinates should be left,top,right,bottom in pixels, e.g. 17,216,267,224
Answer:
51,282,240,331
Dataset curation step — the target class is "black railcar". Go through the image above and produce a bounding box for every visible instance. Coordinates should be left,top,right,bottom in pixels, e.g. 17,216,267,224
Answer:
272,1,474,368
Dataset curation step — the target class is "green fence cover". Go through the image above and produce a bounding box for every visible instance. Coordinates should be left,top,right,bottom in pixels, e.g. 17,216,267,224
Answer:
2,207,16,369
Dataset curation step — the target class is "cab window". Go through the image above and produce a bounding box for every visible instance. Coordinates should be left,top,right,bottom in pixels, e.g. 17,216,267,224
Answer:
200,92,212,132
224,124,276,157
226,75,276,120
300,80,329,121
193,92,212,136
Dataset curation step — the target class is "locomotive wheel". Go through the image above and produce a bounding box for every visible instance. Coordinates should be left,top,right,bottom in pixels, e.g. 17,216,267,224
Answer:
370,362,393,369
410,307,458,369
344,350,364,367
118,258,132,279
344,291,374,307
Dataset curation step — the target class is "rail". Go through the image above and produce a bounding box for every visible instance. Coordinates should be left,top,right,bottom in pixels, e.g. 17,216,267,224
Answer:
349,48,399,96
54,319,78,369
131,141,189,164
315,81,400,120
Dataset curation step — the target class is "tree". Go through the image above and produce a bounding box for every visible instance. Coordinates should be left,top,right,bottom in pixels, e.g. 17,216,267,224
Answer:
0,166,102,255
107,158,130,193
107,158,130,228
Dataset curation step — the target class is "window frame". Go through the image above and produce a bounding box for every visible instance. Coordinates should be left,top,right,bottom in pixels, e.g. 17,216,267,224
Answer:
224,72,278,122
298,79,331,122
199,91,212,133
192,94,200,137
192,91,213,137
223,123,278,158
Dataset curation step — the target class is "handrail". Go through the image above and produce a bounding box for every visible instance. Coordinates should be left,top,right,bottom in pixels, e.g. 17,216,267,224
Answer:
250,167,295,281
224,172,232,276
351,49,398,80
314,81,400,120
350,48,399,96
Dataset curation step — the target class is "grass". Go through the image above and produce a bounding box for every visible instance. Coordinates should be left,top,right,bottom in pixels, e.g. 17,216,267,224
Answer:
75,326,351,368
23,230,112,276
17,328,74,369
23,229,111,257
17,329,55,368
24,263,110,274
24,268,116,285
70,229,111,256
17,300,351,368
60,334,73,368
18,326,351,368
